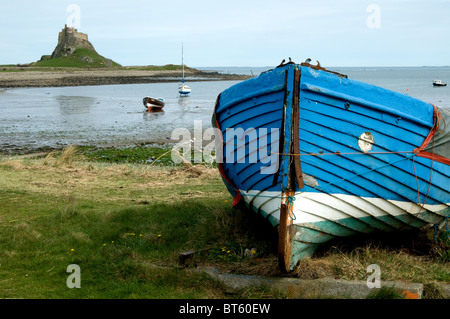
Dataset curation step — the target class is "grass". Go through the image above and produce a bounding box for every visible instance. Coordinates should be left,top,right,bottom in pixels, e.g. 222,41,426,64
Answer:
32,48,121,68
366,286,405,299
0,145,448,299
78,145,178,166
1,63,194,73
124,64,196,71
0,147,261,298
0,201,227,298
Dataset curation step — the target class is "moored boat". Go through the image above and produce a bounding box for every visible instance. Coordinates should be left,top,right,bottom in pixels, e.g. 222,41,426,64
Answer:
433,79,447,87
178,43,191,96
178,83,191,96
143,97,165,111
213,59,450,272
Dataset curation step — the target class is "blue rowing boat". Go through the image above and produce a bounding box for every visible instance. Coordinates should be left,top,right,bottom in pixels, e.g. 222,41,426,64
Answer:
212,59,450,272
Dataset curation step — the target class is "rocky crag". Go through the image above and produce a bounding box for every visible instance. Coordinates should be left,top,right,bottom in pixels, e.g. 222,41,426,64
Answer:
36,25,117,67
51,25,97,58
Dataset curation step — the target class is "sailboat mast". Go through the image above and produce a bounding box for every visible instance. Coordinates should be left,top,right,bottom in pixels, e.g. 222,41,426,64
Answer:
178,42,191,96
181,43,185,83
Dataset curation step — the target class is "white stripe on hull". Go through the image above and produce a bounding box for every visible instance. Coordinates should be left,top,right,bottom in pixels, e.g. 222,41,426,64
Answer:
239,189,449,225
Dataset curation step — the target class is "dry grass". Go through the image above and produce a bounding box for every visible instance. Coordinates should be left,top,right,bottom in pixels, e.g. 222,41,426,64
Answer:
43,145,82,166
0,146,223,208
293,258,336,279
290,241,450,285
0,147,448,299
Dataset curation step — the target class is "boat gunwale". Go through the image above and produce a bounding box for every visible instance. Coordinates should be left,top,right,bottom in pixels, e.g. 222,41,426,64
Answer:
217,83,286,115
301,83,434,129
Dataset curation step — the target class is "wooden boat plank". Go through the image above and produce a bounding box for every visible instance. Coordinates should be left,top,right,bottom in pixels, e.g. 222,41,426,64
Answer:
213,61,450,272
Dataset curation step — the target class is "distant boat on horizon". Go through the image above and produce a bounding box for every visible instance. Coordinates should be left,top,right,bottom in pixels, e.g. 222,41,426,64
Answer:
178,43,191,96
433,79,447,87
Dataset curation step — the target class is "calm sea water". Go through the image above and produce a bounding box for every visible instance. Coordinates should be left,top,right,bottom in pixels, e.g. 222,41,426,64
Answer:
1,66,449,153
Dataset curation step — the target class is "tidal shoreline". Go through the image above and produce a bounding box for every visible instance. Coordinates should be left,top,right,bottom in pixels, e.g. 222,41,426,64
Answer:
0,139,179,156
0,67,251,88
0,67,249,155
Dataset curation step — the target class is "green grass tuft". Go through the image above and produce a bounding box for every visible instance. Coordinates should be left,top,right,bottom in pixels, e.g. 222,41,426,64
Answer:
79,145,176,166
33,48,121,68
366,286,405,299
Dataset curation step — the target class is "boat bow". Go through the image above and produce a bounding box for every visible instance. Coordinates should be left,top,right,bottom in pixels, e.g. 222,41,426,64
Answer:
213,61,450,272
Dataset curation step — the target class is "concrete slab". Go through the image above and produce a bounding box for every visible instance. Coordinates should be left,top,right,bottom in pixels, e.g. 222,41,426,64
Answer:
197,266,424,299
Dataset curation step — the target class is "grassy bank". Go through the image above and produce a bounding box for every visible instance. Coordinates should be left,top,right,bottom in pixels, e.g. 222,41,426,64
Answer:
33,49,120,68
0,146,448,299
1,63,196,73
78,145,179,166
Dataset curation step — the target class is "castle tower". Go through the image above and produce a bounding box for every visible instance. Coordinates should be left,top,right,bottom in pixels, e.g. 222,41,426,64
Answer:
51,25,97,58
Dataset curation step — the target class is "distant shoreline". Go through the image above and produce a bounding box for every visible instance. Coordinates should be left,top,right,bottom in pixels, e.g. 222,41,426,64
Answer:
0,67,251,88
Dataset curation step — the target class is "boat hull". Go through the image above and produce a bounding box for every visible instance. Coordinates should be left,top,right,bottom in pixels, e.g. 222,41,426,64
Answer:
146,105,164,111
213,62,450,271
179,84,191,96
143,97,165,111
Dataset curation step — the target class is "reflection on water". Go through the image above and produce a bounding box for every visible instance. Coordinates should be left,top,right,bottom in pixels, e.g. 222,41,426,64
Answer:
177,96,190,107
55,95,95,115
143,110,165,121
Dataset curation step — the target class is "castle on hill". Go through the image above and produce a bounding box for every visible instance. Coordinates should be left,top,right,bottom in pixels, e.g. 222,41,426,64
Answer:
51,24,97,58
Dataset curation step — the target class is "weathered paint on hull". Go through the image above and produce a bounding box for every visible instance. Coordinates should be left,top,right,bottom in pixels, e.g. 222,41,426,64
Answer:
213,62,450,272
236,189,449,270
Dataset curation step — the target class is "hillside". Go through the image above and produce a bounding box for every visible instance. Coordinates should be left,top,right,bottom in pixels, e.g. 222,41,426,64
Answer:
34,48,121,68
33,25,120,68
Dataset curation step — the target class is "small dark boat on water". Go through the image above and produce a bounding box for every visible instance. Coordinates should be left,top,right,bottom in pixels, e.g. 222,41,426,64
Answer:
433,79,447,87
143,97,165,111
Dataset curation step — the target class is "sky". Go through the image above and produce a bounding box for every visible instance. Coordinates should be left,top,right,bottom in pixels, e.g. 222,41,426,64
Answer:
1,0,449,67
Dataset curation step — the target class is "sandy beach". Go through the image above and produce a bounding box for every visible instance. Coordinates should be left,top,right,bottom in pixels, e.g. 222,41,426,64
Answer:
0,67,251,88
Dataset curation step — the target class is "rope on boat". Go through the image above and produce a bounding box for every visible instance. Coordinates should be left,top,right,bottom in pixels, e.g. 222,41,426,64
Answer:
221,105,448,163
287,196,296,220
223,137,415,157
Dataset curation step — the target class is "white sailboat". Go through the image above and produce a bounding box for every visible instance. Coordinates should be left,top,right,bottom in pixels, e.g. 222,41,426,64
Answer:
178,43,191,96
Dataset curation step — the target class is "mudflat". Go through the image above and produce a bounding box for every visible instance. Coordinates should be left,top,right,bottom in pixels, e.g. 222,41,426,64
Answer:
0,67,250,88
